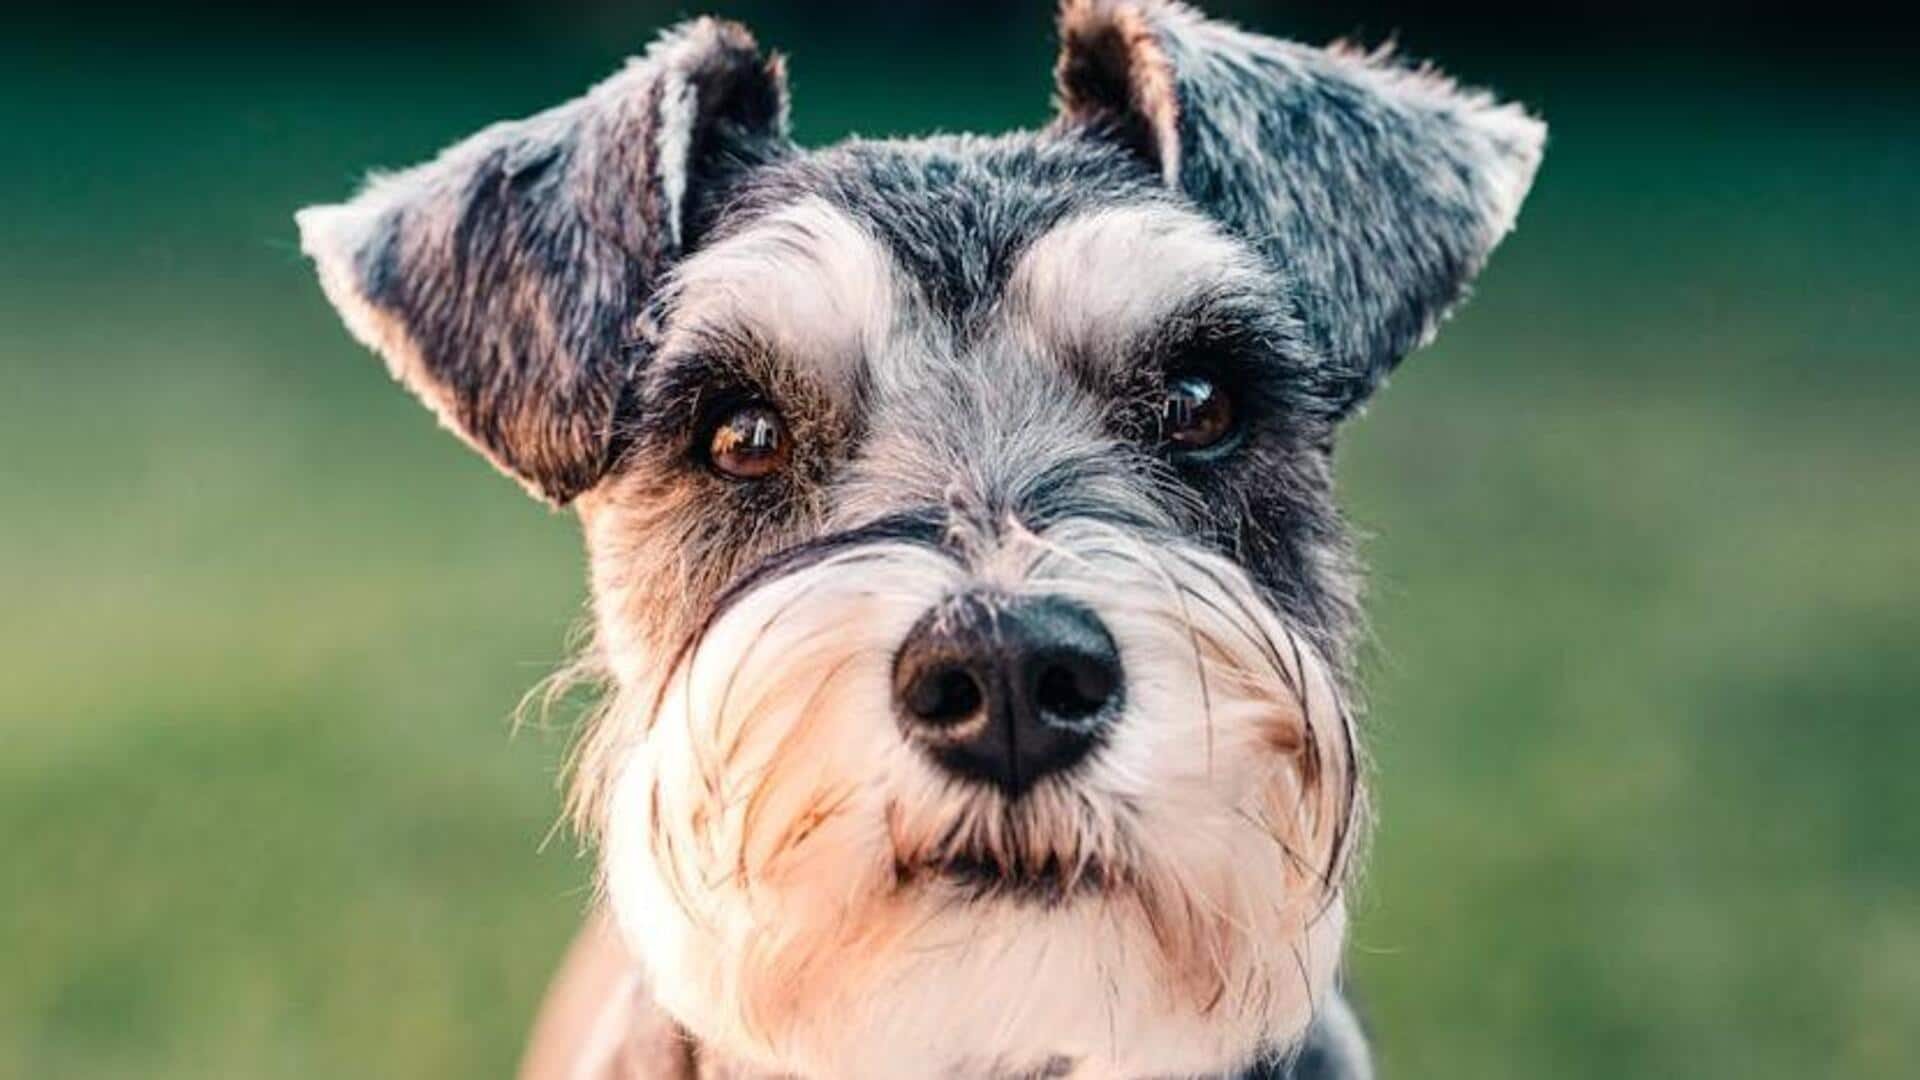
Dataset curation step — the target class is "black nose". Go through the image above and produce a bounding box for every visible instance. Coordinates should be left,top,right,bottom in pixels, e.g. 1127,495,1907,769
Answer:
892,593,1122,795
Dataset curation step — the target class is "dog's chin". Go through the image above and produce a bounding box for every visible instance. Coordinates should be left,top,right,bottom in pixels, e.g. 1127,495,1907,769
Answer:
617,847,1346,1080
610,772,1346,1079
609,765,1345,1079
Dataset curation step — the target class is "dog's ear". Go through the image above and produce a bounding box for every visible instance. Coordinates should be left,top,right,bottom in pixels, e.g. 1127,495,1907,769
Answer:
1052,0,1544,417
297,19,790,504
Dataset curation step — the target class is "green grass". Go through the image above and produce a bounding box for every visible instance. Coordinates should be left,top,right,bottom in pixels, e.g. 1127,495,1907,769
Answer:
3,12,1916,1078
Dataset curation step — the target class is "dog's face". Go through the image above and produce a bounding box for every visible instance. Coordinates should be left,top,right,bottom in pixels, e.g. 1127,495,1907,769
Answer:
580,153,1364,1076
298,4,1542,1077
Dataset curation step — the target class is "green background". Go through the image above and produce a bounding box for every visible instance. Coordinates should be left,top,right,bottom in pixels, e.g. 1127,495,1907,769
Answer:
4,3,1915,1077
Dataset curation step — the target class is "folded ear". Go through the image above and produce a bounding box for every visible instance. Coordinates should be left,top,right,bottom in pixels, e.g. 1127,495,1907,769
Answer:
297,18,790,503
1053,0,1544,417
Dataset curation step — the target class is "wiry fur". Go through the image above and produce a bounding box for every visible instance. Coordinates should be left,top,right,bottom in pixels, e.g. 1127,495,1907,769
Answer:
296,3,1543,1077
599,518,1358,1079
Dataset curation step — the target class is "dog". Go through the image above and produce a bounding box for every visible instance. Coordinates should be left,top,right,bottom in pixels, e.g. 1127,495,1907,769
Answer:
297,2,1542,1076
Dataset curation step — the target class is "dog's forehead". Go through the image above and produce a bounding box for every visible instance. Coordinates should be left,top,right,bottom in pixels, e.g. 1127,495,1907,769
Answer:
666,135,1270,391
721,135,1168,318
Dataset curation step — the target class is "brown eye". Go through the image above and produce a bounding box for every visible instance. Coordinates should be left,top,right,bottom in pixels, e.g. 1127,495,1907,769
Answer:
707,403,790,479
1162,374,1234,451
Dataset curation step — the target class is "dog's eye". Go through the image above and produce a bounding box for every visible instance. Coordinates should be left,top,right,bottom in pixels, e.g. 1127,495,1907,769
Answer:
1161,374,1234,451
706,403,790,479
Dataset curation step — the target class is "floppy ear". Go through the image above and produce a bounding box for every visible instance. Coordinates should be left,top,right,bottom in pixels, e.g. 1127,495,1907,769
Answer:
1053,0,1544,416
296,18,790,504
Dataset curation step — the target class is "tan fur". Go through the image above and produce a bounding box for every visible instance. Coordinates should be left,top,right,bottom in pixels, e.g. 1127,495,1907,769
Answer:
592,520,1356,1077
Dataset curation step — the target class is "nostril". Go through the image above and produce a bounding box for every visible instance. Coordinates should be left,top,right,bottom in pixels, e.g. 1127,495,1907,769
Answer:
905,664,984,725
1033,653,1116,720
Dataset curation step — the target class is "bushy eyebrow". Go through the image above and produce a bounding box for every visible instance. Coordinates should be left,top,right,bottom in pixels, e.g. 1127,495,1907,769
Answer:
612,197,906,461
1002,202,1287,377
660,195,900,399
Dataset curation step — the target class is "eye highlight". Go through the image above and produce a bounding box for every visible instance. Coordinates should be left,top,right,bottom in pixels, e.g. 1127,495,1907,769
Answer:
706,403,790,479
1161,373,1235,452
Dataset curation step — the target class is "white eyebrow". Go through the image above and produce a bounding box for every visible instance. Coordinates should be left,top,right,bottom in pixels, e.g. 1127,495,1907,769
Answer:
1004,203,1265,364
665,196,903,395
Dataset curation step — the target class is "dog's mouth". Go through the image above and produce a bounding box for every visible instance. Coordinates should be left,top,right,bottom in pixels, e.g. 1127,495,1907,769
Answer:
895,847,1118,906
885,790,1137,906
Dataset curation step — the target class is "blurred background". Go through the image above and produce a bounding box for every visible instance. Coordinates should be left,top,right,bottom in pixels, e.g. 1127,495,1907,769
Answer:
3,2,1915,1076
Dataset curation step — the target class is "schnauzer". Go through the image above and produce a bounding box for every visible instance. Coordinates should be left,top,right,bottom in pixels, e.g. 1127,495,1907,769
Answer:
297,2,1542,1076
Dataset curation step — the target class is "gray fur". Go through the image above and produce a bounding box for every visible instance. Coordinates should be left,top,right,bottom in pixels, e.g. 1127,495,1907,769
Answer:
617,163,1363,670
714,134,1166,331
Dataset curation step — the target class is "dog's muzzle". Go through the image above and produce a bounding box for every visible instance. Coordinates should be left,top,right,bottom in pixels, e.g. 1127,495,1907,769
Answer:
598,517,1358,1078
892,592,1122,796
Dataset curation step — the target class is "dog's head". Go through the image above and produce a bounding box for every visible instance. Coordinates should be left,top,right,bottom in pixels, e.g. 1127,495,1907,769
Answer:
298,4,1541,1076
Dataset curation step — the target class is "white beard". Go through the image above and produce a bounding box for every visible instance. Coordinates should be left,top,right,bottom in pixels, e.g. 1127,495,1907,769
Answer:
598,519,1360,1079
